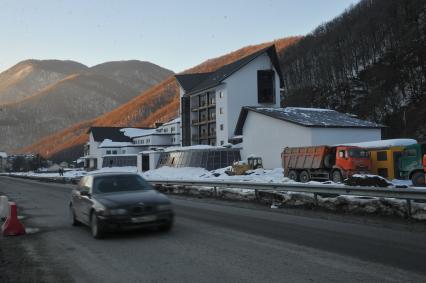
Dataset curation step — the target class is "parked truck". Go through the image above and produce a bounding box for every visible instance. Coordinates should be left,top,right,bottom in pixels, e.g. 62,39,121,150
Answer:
399,143,426,186
282,145,371,183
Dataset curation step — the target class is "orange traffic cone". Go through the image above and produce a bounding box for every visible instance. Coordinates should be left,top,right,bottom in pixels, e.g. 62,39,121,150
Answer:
1,202,26,236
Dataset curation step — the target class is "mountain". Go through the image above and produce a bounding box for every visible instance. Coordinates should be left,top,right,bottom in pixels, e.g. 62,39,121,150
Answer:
0,60,173,152
0,60,88,104
21,37,300,161
280,0,426,141
90,60,173,92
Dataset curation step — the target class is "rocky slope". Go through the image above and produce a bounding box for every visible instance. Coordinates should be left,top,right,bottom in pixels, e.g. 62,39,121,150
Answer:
0,60,173,152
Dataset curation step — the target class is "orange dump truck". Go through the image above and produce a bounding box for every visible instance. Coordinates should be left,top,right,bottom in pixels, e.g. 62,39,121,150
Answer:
282,145,371,183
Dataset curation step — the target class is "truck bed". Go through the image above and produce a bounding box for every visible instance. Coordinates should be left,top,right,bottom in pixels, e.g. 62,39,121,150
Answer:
282,146,329,170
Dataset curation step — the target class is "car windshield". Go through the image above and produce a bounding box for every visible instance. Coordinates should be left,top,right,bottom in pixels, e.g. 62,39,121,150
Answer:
92,175,153,194
348,149,369,158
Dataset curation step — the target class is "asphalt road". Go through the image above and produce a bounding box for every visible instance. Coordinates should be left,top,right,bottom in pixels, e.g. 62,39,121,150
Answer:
1,176,426,283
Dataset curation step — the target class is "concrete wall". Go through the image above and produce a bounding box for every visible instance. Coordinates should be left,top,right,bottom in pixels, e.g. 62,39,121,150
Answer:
241,111,311,169
310,128,381,145
88,133,102,169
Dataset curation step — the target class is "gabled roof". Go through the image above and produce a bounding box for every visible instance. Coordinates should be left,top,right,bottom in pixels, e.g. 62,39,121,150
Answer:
87,127,133,142
235,107,384,135
175,72,213,92
175,45,283,95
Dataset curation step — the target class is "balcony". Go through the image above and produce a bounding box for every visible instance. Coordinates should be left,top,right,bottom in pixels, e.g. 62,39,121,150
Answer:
191,101,216,111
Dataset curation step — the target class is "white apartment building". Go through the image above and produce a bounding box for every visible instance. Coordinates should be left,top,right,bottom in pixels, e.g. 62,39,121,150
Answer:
83,118,180,170
176,45,282,147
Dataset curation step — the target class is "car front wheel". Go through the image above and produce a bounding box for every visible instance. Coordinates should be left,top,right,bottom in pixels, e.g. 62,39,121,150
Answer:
91,213,105,239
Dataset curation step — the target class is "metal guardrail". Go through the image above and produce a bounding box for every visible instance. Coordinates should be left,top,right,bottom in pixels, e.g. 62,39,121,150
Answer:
147,179,426,216
3,174,426,216
146,179,426,200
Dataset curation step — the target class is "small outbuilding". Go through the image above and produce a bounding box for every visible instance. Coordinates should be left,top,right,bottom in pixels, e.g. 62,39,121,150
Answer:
235,107,383,169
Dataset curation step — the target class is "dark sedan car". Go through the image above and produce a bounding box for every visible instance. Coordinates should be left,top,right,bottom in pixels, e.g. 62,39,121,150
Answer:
69,172,174,238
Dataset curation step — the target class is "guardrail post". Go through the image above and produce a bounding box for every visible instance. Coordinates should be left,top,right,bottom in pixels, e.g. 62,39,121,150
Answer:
254,189,259,202
314,193,318,207
406,199,412,218
214,186,217,198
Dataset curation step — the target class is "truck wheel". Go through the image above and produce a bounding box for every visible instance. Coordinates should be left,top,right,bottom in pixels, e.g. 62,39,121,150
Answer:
288,170,298,181
299,171,310,183
332,170,343,183
411,171,426,187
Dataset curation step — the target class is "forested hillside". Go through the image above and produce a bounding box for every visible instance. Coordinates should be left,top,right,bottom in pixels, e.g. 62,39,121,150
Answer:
21,37,300,161
280,0,426,140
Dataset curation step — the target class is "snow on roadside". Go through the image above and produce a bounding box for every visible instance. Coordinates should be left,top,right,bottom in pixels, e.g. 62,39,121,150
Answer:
142,166,291,183
143,166,426,220
89,166,138,174
9,170,87,178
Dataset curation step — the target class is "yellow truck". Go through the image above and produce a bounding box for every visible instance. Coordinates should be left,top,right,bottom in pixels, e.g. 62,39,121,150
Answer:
342,139,417,180
367,146,405,180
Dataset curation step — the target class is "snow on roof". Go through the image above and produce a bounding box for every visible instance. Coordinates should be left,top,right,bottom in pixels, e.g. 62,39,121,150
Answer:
162,117,181,126
99,139,133,148
120,128,156,138
0,152,7,158
164,145,224,152
235,107,383,135
340,139,417,148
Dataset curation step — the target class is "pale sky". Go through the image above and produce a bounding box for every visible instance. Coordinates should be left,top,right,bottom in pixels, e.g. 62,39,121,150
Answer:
0,0,360,73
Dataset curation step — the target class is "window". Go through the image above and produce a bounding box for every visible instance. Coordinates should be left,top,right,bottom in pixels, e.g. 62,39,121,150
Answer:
378,168,388,178
164,128,168,133
220,124,224,131
404,149,417,157
219,91,224,98
112,150,117,155
219,108,223,114
377,151,387,161
257,70,275,103
141,140,144,144
106,150,111,155
171,127,175,132
220,140,224,145
147,139,150,144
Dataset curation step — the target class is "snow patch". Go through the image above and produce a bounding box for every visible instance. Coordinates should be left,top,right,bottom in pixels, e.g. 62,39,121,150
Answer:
340,139,417,148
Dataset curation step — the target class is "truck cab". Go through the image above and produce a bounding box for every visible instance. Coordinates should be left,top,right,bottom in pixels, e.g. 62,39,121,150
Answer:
334,146,371,178
399,143,426,186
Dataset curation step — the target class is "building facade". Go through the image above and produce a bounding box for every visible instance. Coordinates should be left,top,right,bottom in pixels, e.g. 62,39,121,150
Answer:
0,152,8,172
176,45,282,147
235,107,383,169
83,118,180,170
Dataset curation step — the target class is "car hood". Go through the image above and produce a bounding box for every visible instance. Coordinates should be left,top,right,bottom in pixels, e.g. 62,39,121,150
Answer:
94,190,170,208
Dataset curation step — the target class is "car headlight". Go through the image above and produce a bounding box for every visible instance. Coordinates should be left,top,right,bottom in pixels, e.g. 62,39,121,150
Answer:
157,204,172,211
104,208,128,215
